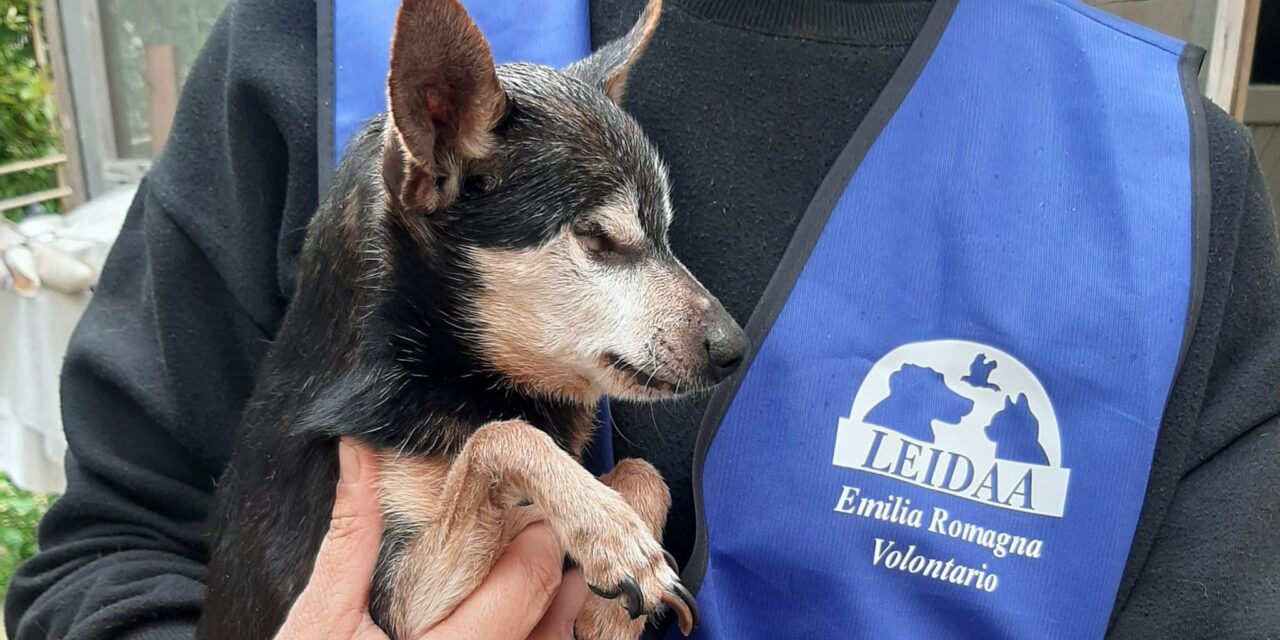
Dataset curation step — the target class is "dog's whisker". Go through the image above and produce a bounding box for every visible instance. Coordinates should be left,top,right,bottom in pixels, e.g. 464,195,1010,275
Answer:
612,414,640,450
635,346,672,445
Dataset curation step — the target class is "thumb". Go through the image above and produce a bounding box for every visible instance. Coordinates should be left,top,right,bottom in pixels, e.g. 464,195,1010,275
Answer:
313,440,385,609
282,439,386,637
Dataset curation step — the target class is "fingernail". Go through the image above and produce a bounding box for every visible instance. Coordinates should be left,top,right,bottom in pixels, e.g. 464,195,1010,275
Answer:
339,440,361,484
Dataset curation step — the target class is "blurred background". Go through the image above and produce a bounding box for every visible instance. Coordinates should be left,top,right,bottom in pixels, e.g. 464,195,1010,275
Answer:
0,0,225,622
0,0,1276,632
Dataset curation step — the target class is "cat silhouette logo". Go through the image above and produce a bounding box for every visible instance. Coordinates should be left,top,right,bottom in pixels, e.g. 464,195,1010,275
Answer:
833,340,1071,517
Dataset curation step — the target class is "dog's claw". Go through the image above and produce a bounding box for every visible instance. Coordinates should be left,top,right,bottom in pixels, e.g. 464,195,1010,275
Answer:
589,576,645,619
589,577,699,635
662,550,679,573
660,583,700,636
619,576,645,619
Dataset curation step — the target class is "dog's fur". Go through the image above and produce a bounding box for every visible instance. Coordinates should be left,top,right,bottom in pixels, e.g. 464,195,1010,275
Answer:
196,1,746,638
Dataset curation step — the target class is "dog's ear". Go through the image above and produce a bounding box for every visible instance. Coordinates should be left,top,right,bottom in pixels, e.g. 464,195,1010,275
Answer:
564,0,662,103
384,0,506,211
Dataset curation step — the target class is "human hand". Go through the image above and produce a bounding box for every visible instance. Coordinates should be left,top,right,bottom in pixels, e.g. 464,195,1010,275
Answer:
274,439,588,640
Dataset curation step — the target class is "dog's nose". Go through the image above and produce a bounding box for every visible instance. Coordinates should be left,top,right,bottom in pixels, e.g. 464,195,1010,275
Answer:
703,313,747,383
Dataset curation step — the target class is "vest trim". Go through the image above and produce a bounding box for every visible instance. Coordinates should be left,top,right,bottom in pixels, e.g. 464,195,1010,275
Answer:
1176,45,1210,375
318,0,335,197
1108,41,1210,628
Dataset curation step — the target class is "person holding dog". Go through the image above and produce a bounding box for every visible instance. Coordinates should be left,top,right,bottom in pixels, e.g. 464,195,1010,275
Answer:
7,0,1279,638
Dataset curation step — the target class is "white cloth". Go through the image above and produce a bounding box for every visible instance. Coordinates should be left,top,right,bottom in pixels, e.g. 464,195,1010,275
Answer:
0,186,135,493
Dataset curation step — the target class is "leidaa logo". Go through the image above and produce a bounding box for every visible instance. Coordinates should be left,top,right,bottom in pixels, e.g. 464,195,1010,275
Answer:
832,340,1070,517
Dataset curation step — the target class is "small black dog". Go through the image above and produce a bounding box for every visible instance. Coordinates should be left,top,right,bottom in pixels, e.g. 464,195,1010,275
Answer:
196,0,746,638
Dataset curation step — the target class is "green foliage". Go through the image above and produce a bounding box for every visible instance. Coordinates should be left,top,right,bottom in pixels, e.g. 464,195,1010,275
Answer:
0,0,59,220
0,473,54,603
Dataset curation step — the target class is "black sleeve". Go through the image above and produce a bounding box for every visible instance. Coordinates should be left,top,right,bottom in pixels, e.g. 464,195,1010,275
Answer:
1109,98,1280,637
2,0,318,637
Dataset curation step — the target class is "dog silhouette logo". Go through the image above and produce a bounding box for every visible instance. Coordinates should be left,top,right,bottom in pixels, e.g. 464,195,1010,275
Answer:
833,340,1071,517
864,364,974,443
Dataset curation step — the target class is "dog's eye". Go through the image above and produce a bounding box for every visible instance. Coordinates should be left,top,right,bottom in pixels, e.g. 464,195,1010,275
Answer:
460,174,496,199
581,233,617,255
574,223,619,258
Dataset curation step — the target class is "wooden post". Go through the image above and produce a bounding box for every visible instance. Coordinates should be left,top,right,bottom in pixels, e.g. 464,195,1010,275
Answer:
1229,0,1263,120
1204,0,1263,118
144,44,178,158
29,0,47,68
34,0,85,210
1092,0,1262,120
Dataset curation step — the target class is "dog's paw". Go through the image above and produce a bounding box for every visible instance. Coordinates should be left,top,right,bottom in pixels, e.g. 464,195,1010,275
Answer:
568,501,699,635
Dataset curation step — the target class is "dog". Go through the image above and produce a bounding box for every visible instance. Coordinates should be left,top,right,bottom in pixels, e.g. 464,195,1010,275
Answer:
195,0,747,638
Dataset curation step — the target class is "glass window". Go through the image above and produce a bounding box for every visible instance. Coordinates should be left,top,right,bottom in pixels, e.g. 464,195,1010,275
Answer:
98,0,227,160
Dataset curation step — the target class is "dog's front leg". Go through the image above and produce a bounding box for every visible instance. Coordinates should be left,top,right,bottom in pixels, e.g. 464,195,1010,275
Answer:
471,421,696,633
376,421,696,638
575,459,685,640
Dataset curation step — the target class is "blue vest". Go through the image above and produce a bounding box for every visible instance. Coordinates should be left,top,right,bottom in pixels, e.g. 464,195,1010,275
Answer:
319,1,1208,637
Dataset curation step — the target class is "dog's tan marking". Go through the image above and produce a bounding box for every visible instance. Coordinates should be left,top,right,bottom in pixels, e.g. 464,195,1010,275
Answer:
376,421,679,639
377,452,511,638
563,408,598,460
467,233,603,403
339,190,363,234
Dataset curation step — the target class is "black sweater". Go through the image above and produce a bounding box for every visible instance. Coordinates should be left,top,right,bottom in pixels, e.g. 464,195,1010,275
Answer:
7,0,1279,638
